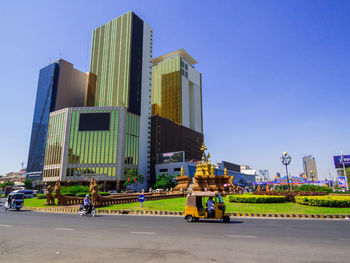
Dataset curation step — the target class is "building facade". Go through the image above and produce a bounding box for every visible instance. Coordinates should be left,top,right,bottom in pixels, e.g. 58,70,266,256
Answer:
89,11,153,185
303,155,318,180
150,115,203,184
152,49,203,133
26,59,93,183
43,107,140,189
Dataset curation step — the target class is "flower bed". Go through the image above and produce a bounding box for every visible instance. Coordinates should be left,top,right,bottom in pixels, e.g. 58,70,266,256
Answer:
253,191,327,201
295,196,350,207
228,194,286,203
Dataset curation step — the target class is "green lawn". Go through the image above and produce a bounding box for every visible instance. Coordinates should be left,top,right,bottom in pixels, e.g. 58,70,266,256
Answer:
24,198,51,208
98,197,350,215
24,197,350,215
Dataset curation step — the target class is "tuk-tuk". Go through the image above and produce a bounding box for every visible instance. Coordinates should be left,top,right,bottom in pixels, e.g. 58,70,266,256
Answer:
184,192,230,223
4,192,24,211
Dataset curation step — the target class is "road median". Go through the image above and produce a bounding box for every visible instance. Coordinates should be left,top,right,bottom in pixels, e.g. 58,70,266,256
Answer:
23,206,350,220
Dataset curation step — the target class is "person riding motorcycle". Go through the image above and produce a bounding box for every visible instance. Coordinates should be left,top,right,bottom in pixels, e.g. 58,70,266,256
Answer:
83,194,93,214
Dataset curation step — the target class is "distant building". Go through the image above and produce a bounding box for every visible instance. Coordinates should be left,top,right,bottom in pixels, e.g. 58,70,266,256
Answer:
0,169,26,184
257,169,269,181
302,155,318,180
241,165,257,176
26,59,95,183
276,172,281,178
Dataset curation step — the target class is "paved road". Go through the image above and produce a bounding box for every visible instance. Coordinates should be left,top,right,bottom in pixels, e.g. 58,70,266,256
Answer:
0,204,349,262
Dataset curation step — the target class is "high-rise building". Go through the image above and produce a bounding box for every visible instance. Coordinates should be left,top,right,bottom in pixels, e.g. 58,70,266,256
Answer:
42,107,140,189
150,115,203,184
303,155,318,180
152,49,203,133
89,11,153,184
26,59,95,183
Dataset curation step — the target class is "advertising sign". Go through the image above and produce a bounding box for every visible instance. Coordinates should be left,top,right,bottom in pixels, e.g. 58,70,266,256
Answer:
333,155,350,168
337,176,347,187
157,151,185,164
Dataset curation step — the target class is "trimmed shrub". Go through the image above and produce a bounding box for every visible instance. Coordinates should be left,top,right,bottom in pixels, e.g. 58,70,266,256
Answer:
228,194,286,203
294,185,333,193
295,196,350,207
60,186,89,196
253,191,327,202
99,192,110,196
75,192,89,197
37,194,46,199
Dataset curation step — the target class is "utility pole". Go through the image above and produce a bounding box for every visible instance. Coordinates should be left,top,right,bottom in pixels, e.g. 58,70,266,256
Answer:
341,153,349,191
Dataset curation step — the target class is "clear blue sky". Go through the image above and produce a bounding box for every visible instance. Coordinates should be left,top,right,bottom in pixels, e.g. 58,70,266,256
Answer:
0,0,349,179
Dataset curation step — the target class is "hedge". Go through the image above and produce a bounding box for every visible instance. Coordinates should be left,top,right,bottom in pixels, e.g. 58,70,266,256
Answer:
37,194,46,199
75,192,89,197
76,192,111,197
228,195,286,203
253,191,327,201
295,196,350,207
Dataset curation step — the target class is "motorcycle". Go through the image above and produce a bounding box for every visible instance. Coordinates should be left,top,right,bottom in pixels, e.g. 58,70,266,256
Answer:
78,204,96,216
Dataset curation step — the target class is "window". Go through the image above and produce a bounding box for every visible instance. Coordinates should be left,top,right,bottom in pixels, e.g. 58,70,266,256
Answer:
174,168,181,172
160,169,168,172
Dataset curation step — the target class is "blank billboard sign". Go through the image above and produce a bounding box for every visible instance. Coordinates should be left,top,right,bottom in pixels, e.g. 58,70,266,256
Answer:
78,112,110,131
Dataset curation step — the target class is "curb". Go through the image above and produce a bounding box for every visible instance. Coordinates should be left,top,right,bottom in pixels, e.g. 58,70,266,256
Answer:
23,207,350,220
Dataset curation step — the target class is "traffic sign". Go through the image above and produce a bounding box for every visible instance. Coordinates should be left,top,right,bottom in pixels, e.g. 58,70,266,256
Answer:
138,194,145,202
138,194,145,208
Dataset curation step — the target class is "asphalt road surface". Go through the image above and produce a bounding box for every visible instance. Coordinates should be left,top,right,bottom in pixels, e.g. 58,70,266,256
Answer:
0,203,349,262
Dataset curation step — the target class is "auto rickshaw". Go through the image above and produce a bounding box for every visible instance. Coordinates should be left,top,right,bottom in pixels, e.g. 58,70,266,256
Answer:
4,192,24,211
184,192,230,223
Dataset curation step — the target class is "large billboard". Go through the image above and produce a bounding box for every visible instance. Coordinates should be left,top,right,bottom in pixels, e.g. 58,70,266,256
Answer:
157,151,185,164
333,155,350,168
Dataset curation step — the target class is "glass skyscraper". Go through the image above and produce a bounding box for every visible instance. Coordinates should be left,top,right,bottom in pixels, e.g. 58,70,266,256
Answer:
26,63,59,182
26,60,93,183
89,11,153,184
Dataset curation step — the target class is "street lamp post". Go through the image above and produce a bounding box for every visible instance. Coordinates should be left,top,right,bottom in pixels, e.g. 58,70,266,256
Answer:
310,170,315,185
340,153,349,191
281,152,292,191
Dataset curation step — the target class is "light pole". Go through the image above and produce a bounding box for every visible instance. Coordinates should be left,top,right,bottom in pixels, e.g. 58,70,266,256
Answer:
340,153,349,191
281,152,292,191
310,170,315,185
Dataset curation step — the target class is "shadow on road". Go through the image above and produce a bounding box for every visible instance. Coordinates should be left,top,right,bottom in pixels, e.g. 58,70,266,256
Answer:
189,220,243,224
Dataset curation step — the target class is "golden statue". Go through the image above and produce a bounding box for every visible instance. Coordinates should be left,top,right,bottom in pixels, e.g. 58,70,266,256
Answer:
45,185,55,205
54,181,65,206
89,178,99,207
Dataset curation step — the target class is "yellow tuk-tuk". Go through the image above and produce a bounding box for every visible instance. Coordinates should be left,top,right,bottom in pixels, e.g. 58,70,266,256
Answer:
184,192,230,223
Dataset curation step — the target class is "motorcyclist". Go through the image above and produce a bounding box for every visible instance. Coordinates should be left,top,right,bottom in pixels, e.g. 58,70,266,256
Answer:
83,194,93,214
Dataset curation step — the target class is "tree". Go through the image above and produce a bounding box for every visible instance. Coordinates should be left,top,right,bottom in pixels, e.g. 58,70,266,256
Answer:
1,181,14,189
24,179,33,189
123,169,144,190
153,173,178,190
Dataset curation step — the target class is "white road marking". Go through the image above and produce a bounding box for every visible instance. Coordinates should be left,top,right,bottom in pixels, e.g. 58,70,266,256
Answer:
55,228,74,231
339,238,350,241
130,231,156,235
0,224,12,227
226,234,256,238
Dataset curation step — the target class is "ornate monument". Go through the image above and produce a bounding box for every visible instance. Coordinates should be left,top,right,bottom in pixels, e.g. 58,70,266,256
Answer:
174,141,238,193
